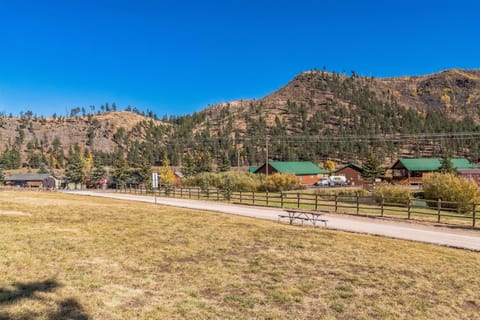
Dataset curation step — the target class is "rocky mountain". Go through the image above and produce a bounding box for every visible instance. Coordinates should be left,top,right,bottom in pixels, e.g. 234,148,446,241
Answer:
2,68,480,171
182,68,480,165
0,111,168,169
198,69,480,135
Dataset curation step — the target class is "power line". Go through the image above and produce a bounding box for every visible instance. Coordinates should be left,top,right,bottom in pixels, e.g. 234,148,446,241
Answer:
165,131,480,144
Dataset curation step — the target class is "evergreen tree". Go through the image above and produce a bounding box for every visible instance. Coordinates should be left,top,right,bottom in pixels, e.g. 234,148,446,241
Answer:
91,156,107,184
64,155,85,187
218,153,230,172
0,147,21,170
182,153,196,177
439,155,455,174
138,158,152,189
37,162,49,174
197,151,213,173
362,153,384,182
112,154,130,188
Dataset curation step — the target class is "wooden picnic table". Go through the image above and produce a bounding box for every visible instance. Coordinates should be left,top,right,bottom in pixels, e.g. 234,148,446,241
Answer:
278,209,328,227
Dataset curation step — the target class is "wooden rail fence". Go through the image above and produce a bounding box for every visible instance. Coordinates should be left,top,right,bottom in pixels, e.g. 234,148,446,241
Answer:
109,185,479,228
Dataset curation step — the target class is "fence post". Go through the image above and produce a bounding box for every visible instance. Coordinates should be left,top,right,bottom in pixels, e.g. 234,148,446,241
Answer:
240,191,242,203
335,194,338,212
473,203,476,227
266,191,269,206
180,188,183,198
217,189,220,201
253,192,255,205
380,195,384,217
297,193,300,208
356,193,360,215
198,188,200,200
437,199,442,223
189,188,191,199
407,198,411,220
315,193,318,211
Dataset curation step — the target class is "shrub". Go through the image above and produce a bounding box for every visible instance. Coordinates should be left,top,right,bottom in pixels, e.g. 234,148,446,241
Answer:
423,173,479,213
183,171,261,192
261,173,300,192
314,188,370,197
373,185,411,205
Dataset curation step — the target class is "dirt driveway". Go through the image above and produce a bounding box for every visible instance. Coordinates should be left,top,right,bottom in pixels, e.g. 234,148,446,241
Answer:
64,190,480,251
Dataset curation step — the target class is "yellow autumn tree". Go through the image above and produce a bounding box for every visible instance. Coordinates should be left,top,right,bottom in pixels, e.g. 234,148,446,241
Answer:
159,157,175,186
264,173,300,192
324,160,336,173
83,150,93,179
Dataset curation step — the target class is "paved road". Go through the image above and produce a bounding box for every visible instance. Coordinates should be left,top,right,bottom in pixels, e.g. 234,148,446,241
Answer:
64,190,480,252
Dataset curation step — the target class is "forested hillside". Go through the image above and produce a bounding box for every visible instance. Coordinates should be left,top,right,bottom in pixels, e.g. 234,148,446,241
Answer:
165,68,480,167
1,68,480,174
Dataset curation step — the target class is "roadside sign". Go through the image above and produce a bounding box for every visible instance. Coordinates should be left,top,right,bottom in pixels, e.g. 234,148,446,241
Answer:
152,172,158,189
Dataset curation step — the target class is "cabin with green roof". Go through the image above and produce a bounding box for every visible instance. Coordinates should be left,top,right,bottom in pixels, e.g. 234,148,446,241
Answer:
391,158,476,185
252,161,326,185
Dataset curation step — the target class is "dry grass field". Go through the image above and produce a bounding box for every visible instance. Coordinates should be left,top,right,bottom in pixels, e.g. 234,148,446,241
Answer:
0,191,479,319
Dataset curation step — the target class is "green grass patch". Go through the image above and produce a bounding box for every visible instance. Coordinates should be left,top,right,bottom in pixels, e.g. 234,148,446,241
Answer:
0,191,479,319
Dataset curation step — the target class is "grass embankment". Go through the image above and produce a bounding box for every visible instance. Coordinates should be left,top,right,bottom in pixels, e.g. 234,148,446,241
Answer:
0,191,479,319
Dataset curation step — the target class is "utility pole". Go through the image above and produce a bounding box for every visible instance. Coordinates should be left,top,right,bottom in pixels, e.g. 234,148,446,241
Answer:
234,137,240,172
266,136,269,178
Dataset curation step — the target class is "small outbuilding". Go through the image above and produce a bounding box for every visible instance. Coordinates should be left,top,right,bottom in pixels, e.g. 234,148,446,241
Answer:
334,163,365,186
5,173,59,189
252,161,326,185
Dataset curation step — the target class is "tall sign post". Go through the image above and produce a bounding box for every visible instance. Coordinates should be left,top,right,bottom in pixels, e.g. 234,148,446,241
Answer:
152,172,159,204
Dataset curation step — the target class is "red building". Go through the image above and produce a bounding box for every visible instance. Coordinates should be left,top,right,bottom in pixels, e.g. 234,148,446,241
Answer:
457,169,480,186
334,163,365,186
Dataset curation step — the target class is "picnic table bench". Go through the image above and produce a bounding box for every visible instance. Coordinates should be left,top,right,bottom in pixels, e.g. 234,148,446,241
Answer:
278,209,328,228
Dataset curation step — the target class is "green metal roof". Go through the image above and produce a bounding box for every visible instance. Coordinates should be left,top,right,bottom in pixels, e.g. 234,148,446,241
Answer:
249,166,260,173
393,158,476,171
268,161,326,175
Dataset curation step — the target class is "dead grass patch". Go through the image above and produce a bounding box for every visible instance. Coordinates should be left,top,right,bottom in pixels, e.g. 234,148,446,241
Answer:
0,210,32,216
0,191,479,319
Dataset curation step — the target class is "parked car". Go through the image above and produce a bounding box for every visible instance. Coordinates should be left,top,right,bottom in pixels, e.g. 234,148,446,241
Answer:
314,175,348,187
314,178,330,187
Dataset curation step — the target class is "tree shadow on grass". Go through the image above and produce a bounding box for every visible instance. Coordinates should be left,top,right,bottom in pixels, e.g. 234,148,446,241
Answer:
0,279,90,320
0,279,58,305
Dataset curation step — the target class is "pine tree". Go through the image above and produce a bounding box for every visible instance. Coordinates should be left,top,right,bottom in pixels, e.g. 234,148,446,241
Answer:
0,167,5,185
91,156,107,185
64,156,85,187
218,153,230,172
362,153,384,182
197,151,213,173
138,158,152,189
37,162,49,174
182,153,196,177
439,155,455,174
113,155,130,188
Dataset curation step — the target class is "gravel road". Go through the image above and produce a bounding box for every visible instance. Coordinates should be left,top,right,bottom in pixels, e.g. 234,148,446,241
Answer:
64,190,480,252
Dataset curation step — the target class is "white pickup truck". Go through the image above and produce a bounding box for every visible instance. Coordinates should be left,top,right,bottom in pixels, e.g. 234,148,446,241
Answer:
314,175,347,187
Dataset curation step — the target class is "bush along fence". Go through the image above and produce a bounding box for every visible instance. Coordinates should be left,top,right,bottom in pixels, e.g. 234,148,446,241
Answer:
112,185,479,228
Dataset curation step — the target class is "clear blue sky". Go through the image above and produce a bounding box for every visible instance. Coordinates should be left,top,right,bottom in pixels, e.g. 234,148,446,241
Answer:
0,0,479,117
